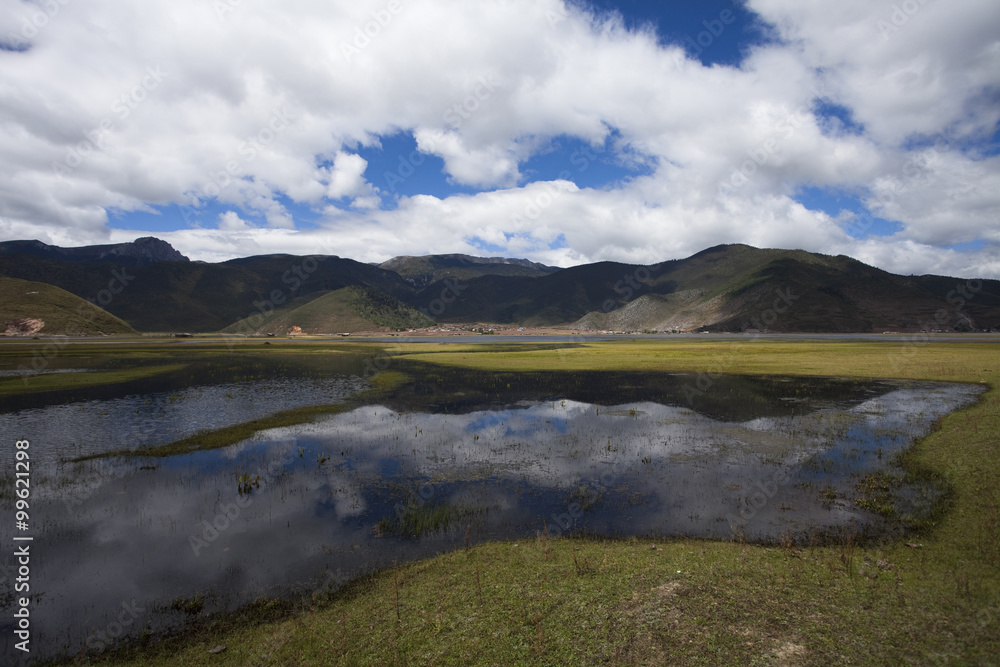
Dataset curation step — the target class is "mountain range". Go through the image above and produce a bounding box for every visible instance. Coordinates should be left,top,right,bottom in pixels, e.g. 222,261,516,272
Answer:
0,237,997,335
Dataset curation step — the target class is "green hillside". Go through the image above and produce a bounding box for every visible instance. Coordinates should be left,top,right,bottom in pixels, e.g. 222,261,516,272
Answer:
0,253,413,332
379,254,558,288
0,277,135,335
564,245,1000,332
223,286,434,335
573,247,857,331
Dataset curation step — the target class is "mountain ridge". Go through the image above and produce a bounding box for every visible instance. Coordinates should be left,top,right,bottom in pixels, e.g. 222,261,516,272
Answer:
0,238,997,334
0,237,189,266
378,253,560,288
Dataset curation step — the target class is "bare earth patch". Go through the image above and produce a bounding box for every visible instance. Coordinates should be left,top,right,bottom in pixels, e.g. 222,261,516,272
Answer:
772,639,807,666
3,317,44,336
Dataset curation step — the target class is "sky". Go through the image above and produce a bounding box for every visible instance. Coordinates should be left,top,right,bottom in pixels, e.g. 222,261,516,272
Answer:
0,0,998,278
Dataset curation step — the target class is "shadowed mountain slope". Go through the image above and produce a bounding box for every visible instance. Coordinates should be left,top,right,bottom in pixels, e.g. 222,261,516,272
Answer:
379,254,559,288
0,240,997,333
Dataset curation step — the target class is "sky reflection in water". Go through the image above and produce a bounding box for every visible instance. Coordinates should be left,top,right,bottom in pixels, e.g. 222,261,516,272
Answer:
0,369,983,660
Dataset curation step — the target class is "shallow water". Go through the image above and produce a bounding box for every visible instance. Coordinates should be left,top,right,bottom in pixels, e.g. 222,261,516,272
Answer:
0,368,88,378
1,376,366,464
0,363,983,661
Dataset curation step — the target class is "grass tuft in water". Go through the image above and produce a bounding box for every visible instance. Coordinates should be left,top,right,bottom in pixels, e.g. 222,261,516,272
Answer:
376,502,484,538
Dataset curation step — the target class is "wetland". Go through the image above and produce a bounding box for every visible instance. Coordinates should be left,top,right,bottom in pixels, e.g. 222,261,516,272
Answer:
0,343,985,661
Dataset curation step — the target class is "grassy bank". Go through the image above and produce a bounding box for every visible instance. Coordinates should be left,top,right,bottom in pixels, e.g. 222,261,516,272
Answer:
75,370,410,460
0,363,186,398
0,339,376,402
63,340,1000,664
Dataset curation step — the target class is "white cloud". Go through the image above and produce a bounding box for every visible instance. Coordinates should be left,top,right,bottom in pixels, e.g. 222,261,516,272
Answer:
414,129,522,189
217,210,253,231
325,151,372,200
748,0,1000,143
0,0,997,278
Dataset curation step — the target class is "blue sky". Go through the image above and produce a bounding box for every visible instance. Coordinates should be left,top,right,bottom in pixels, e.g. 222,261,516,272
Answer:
1,0,998,277
131,0,774,230
123,1,768,233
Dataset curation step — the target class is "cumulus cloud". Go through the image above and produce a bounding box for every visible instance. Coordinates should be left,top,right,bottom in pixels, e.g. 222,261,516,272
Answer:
324,151,373,201
0,0,998,278
217,210,252,231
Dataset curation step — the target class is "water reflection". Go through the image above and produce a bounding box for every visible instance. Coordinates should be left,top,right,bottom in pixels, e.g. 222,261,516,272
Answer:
0,369,983,661
4,376,365,465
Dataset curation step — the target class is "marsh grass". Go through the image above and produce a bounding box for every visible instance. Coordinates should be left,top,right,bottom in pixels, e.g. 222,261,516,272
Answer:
566,483,605,512
375,501,484,539
0,363,186,398
236,473,258,496
853,470,902,516
167,594,206,616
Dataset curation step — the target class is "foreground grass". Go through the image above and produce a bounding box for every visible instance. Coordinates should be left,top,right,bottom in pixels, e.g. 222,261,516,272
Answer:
83,535,998,666
68,340,1000,665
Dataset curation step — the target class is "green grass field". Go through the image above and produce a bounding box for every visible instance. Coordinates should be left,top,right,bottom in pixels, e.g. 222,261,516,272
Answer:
39,339,1000,665
0,277,135,336
0,338,387,401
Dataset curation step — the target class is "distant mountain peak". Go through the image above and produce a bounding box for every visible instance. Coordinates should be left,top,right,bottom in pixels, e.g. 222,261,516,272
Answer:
378,253,560,288
379,253,555,272
98,237,189,264
0,236,189,266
